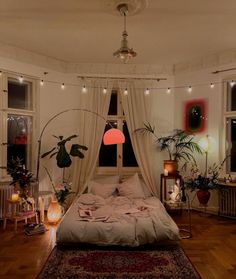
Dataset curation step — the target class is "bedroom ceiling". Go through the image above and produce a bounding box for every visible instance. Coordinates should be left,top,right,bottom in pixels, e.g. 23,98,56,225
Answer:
0,0,236,66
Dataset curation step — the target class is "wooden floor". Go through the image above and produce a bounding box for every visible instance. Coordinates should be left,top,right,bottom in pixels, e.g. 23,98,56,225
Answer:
0,211,235,279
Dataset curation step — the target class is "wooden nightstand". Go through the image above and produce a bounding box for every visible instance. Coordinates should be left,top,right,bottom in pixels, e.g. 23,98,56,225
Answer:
3,199,38,231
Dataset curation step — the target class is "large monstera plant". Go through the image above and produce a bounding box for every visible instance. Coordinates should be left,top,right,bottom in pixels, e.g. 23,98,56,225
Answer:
41,134,88,181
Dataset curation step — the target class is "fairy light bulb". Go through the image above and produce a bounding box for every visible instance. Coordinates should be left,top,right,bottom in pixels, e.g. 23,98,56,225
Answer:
103,87,107,94
82,85,87,93
188,86,192,93
124,88,128,95
61,83,65,90
19,76,23,83
230,80,235,87
210,83,215,89
40,80,44,86
166,87,171,94
144,88,150,95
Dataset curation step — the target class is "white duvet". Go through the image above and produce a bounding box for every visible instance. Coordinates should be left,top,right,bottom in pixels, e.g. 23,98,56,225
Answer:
56,194,180,246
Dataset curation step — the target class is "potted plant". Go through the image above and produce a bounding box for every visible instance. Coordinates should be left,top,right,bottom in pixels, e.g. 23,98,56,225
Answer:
135,123,203,174
41,134,88,182
184,158,227,205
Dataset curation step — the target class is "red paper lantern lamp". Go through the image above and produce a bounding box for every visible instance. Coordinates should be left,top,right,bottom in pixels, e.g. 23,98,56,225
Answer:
103,128,125,145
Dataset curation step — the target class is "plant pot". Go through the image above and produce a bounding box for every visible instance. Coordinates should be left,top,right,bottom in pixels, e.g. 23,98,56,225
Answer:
164,160,178,175
197,190,211,205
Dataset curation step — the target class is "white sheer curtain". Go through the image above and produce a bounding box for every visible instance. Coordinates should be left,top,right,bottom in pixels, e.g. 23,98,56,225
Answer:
72,80,112,194
119,80,158,196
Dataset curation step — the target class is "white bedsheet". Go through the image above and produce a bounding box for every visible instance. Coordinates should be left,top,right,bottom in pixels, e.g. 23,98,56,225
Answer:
56,194,180,246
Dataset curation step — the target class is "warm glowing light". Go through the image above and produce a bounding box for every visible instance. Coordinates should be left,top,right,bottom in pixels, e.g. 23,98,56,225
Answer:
144,88,150,95
40,80,44,86
19,76,23,83
198,135,215,153
11,193,19,202
82,85,87,93
103,128,125,145
61,83,65,90
124,88,128,95
164,169,168,176
230,80,235,87
210,83,215,89
166,87,171,94
0,71,2,76
47,200,62,224
188,86,192,93
103,87,107,94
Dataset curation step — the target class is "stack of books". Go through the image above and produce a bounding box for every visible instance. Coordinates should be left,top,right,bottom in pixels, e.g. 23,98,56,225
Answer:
24,223,46,235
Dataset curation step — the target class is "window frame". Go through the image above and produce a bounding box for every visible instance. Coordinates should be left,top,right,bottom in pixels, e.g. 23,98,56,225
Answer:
96,89,139,176
0,73,38,181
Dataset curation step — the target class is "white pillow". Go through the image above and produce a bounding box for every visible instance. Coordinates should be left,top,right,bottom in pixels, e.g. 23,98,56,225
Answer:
117,173,145,199
89,180,118,199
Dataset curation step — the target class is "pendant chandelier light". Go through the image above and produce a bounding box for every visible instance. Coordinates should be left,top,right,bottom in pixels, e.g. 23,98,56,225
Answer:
113,3,137,63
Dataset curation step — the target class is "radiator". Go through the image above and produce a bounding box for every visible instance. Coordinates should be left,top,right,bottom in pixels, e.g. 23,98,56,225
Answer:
219,186,236,219
0,185,13,219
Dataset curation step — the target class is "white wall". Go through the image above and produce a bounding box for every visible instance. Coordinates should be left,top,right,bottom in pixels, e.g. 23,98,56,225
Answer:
174,63,236,212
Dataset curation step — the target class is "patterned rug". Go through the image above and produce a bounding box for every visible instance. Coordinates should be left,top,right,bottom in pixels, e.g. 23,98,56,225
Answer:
38,245,201,279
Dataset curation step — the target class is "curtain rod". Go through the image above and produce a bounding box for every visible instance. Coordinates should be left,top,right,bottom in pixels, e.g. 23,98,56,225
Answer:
212,67,236,74
77,75,167,81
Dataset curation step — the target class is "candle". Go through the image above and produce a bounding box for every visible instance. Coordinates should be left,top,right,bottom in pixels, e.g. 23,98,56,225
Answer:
11,193,19,202
164,169,168,176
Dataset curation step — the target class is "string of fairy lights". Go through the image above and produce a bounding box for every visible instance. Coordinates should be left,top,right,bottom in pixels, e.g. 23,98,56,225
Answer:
0,69,235,96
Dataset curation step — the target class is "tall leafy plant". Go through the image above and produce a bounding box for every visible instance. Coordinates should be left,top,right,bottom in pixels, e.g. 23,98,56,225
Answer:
41,134,88,181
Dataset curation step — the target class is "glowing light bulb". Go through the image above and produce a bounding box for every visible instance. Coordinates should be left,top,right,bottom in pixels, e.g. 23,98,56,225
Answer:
103,87,107,94
188,86,192,93
166,87,171,94
144,88,150,95
61,83,65,90
19,76,23,83
124,88,128,95
210,83,215,89
82,85,87,93
230,80,235,87
40,80,44,86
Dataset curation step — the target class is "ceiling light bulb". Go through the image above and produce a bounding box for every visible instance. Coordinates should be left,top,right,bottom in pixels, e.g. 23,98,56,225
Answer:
61,83,65,90
144,88,150,95
210,83,215,89
230,80,235,87
40,80,44,86
82,85,87,93
103,87,107,94
188,86,192,93
167,87,171,94
124,88,128,95
19,76,23,83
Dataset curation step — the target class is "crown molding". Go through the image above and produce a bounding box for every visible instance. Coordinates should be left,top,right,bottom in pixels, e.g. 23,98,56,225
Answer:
174,49,236,74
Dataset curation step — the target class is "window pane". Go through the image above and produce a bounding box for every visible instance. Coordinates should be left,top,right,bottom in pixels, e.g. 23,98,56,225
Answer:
226,118,236,172
7,114,33,169
226,82,236,111
108,90,117,115
99,121,117,167
122,121,138,167
8,78,33,110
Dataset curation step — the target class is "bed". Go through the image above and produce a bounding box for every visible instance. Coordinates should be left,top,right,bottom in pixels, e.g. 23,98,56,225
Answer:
56,173,180,246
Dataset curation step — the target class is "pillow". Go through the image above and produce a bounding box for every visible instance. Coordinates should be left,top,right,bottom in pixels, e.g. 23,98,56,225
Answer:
87,175,120,193
89,180,118,199
117,173,145,199
140,179,153,198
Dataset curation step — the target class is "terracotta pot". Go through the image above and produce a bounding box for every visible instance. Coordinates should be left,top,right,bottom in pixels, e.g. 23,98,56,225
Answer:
163,160,178,174
197,190,211,205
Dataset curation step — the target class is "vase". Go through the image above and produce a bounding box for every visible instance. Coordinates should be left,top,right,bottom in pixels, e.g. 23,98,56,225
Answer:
197,190,211,205
163,160,178,174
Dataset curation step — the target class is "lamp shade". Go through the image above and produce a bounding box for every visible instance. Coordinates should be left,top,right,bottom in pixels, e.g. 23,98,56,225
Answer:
47,200,62,224
103,128,125,145
198,135,215,153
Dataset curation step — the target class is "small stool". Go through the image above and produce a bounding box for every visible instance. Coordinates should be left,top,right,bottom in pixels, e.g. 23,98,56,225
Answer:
3,199,38,231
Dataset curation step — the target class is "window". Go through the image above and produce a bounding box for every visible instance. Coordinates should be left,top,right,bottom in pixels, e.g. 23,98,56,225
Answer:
97,90,139,174
0,74,37,180
224,80,236,172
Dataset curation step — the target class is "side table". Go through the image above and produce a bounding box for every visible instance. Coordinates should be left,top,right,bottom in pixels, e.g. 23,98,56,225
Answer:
3,199,38,231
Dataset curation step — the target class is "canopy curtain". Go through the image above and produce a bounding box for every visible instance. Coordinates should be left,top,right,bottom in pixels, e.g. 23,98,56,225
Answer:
72,79,112,194
119,80,158,196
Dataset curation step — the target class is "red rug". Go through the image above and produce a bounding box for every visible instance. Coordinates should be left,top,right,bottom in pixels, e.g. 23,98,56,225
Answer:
38,245,201,279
